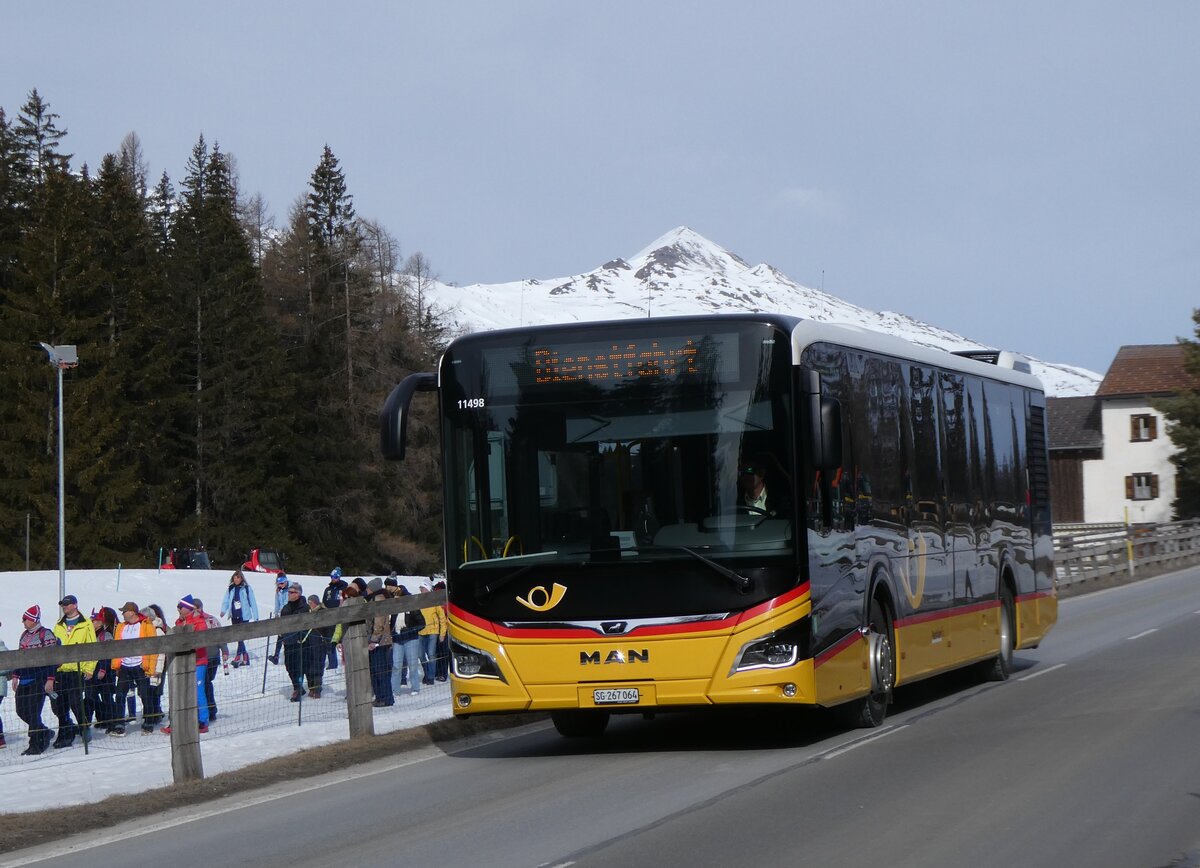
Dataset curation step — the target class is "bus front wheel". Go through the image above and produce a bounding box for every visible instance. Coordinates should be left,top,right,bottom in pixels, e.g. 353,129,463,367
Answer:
838,597,894,729
551,709,611,738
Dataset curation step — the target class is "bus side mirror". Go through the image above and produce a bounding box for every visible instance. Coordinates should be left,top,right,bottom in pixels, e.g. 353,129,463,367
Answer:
801,370,842,469
380,372,437,460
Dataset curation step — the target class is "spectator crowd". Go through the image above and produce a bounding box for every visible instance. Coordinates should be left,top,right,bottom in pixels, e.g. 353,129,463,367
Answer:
1,569,448,756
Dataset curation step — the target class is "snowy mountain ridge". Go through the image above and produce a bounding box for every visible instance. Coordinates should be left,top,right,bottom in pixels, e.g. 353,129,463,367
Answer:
426,227,1100,397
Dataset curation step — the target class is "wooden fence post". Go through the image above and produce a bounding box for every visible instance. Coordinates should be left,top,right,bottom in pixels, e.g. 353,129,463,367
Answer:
343,621,374,739
168,648,204,783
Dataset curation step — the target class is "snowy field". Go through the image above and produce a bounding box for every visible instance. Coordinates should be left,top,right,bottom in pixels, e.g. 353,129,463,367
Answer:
0,567,453,814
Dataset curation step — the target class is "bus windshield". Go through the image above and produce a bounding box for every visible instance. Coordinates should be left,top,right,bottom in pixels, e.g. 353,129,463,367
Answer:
439,322,797,578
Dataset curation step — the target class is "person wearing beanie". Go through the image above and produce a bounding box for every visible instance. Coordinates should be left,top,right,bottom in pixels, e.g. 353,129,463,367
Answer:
14,606,60,755
110,603,161,736
277,581,309,701
268,572,290,665
50,594,98,749
161,597,209,735
383,579,406,695
85,608,117,736
392,587,425,696
194,598,227,722
365,578,395,707
319,572,349,671
302,595,330,699
329,580,365,654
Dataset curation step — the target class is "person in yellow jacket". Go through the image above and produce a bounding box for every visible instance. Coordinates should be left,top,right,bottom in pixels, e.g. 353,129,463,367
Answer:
109,602,162,736
50,595,97,749
417,583,447,686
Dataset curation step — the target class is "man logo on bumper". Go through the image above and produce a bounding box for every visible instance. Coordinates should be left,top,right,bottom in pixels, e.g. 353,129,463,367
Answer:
580,649,649,665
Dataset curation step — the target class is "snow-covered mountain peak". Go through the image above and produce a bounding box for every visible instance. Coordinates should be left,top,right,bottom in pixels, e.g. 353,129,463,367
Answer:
423,229,1101,397
633,225,724,260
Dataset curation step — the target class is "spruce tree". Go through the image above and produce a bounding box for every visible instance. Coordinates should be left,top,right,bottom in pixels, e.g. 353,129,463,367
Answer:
5,102,98,569
13,89,71,187
0,106,38,566
306,145,355,251
147,171,174,254
168,140,295,561
1157,310,1200,519
72,154,188,563
284,145,380,563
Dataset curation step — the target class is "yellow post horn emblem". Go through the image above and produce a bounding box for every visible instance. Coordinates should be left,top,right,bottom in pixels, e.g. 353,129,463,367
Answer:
897,533,928,609
516,583,567,612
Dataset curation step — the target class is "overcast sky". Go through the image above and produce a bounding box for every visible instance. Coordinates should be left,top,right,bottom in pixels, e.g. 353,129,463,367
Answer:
4,2,1196,375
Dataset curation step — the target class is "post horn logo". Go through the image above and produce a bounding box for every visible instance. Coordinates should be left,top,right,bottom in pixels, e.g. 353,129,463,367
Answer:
898,533,928,609
516,583,567,612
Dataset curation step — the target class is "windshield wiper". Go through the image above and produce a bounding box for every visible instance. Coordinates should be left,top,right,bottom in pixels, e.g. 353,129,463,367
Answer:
476,546,752,599
631,545,753,594
476,564,538,602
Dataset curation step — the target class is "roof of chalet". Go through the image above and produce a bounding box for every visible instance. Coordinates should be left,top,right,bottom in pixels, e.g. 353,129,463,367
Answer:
1046,396,1103,451
1096,344,1197,397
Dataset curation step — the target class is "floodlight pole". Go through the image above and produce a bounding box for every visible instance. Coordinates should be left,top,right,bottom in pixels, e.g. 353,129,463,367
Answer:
39,342,77,601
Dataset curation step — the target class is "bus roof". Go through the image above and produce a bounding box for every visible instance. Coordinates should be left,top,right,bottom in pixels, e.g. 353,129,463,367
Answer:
439,313,1044,393
788,319,1044,392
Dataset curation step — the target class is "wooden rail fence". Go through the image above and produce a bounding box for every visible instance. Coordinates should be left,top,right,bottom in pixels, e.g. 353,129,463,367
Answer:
1053,520,1200,589
0,589,446,783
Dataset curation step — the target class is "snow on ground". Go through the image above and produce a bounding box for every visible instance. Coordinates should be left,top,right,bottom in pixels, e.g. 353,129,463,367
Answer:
0,568,453,814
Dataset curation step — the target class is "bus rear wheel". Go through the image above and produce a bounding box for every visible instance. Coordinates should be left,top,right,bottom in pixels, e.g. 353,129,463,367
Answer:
979,584,1015,681
838,598,894,729
551,709,611,738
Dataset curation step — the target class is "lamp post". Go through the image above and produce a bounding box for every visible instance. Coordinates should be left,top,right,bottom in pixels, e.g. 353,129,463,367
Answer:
38,342,77,601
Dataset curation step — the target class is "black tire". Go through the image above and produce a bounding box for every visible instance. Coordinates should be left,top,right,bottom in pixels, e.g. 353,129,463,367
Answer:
837,597,894,729
551,709,611,738
980,583,1015,682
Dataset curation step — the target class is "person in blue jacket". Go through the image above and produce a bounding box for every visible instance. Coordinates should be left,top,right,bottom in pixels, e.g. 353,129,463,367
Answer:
268,572,289,665
13,605,60,755
220,570,259,666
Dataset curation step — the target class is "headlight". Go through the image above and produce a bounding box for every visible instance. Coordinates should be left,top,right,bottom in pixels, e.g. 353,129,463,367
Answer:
450,637,507,682
731,619,808,675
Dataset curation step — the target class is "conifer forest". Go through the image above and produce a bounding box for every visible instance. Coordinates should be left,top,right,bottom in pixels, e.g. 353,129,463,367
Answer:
0,90,448,574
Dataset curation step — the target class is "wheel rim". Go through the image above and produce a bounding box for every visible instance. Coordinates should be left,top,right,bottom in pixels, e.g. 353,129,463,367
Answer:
868,628,894,695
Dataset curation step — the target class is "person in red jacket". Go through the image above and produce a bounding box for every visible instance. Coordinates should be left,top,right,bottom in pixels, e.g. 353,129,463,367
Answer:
161,595,209,735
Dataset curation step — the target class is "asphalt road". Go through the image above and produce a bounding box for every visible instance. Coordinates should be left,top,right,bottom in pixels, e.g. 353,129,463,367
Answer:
15,567,1200,868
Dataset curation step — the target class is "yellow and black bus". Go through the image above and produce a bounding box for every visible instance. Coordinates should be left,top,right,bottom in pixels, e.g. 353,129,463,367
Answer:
381,314,1057,736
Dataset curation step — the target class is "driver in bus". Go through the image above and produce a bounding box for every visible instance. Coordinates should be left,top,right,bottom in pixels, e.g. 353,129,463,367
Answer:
738,456,789,517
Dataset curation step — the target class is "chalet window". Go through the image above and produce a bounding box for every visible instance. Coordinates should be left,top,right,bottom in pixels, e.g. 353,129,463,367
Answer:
1125,473,1159,501
1130,414,1158,442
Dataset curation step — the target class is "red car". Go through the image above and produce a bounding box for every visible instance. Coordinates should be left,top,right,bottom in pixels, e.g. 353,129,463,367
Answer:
242,548,286,575
161,547,212,570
